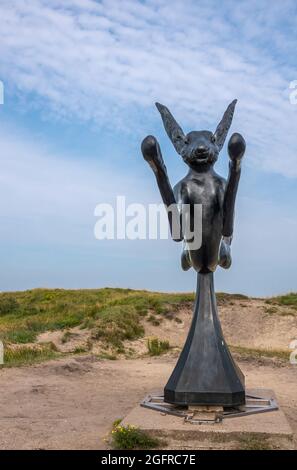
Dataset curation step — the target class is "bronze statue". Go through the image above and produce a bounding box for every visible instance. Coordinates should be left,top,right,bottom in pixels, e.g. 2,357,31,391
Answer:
141,100,246,406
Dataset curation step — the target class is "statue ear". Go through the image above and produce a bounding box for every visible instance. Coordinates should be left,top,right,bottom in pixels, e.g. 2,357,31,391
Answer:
214,99,237,151
155,102,185,154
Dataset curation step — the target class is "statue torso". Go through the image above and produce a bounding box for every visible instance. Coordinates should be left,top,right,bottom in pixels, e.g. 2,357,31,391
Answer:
174,169,226,273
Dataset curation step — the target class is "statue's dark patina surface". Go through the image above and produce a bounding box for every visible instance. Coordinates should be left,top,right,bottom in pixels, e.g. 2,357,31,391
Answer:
141,100,246,407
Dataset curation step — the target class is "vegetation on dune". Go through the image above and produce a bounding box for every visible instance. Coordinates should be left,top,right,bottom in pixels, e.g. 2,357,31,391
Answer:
0,288,194,364
230,345,289,362
91,305,145,352
263,306,279,315
0,287,296,367
266,292,297,310
147,314,161,326
0,288,193,346
237,435,275,450
263,305,295,317
61,330,75,344
216,292,249,303
147,337,170,356
4,329,37,344
1,342,58,368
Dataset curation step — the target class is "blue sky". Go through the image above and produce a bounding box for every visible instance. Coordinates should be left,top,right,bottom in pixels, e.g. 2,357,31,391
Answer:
0,0,297,296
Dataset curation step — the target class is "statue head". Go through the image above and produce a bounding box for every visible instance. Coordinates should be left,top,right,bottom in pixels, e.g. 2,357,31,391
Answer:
156,100,237,170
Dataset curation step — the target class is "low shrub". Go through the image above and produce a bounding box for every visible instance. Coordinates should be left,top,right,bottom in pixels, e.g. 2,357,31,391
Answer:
111,423,160,450
147,337,170,356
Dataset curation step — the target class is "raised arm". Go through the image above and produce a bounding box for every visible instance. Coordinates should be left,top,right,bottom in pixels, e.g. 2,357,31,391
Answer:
222,132,246,238
141,135,183,241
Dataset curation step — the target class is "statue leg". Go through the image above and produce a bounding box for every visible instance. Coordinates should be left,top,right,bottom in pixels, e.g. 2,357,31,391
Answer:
181,242,192,271
218,237,232,269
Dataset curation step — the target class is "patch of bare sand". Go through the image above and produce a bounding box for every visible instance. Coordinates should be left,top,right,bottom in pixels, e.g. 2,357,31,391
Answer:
37,327,91,353
0,355,296,450
2,297,296,449
219,299,297,350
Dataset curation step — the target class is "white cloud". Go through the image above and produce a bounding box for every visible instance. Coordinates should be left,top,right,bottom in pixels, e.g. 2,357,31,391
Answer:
0,0,297,294
0,0,297,177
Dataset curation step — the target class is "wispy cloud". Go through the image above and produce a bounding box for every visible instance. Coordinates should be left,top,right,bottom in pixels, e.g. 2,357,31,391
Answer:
1,0,297,176
0,0,297,294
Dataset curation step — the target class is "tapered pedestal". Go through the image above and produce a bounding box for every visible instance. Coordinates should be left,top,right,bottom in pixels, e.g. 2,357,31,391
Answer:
164,273,245,407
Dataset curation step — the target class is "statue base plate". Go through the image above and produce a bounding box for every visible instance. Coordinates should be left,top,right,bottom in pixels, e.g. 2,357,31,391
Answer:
121,389,293,449
140,389,278,424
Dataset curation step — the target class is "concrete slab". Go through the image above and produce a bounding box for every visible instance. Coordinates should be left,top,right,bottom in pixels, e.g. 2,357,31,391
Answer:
121,389,294,450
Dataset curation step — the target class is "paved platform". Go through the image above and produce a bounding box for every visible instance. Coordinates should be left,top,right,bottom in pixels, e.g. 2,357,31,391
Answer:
121,389,294,449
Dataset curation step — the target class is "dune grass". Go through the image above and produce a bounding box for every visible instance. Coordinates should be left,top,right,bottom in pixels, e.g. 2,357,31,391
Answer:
0,288,193,335
230,344,289,362
0,287,248,347
237,435,274,450
216,292,249,303
0,287,296,367
91,305,145,352
1,342,59,368
0,287,253,346
265,292,297,310
0,288,195,354
147,337,170,356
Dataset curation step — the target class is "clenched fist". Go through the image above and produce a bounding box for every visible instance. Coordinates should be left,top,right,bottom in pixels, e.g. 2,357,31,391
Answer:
228,133,246,162
141,135,166,173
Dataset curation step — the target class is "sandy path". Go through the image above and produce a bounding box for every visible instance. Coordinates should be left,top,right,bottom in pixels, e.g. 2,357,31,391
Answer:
0,355,296,450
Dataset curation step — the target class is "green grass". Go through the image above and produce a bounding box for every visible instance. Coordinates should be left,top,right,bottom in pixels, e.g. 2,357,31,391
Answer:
111,422,161,450
1,287,283,363
266,292,297,309
147,337,170,356
264,306,279,315
0,288,194,345
147,314,161,326
73,346,89,354
61,330,76,344
0,287,251,344
1,343,59,367
0,288,195,356
0,294,21,316
264,305,295,317
91,305,145,351
216,292,249,304
4,329,37,343
230,345,289,362
237,435,274,450
174,317,182,324
99,352,118,360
